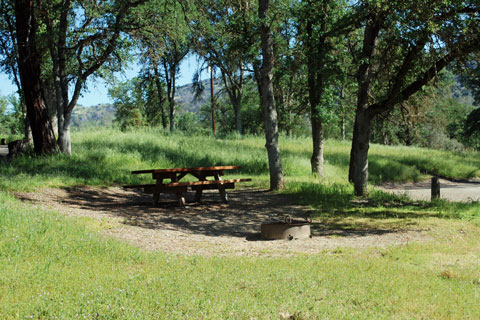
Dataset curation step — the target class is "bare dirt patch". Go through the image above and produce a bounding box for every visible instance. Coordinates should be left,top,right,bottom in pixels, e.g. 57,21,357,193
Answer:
15,186,429,256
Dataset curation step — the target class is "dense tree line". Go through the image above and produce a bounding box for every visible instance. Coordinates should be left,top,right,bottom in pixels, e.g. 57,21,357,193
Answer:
1,0,479,194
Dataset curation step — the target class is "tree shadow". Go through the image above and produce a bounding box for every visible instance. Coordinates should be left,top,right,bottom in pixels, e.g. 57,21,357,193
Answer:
17,186,412,240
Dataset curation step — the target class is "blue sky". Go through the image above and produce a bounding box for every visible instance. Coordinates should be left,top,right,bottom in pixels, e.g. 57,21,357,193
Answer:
0,54,204,107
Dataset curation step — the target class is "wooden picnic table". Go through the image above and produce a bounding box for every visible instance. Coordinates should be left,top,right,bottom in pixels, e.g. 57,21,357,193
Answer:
124,166,251,206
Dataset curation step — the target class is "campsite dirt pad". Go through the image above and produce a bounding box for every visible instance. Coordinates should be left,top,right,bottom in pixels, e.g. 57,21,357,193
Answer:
15,186,430,256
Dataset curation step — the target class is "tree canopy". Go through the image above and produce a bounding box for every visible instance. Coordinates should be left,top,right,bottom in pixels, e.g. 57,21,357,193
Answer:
1,0,479,193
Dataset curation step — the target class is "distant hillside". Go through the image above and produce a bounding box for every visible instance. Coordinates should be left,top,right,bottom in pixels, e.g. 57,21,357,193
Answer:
71,104,116,128
71,79,223,127
175,78,223,114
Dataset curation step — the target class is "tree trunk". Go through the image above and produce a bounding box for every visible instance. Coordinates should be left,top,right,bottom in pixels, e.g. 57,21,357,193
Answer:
311,116,324,176
58,123,71,155
164,59,176,132
348,16,380,194
169,99,175,132
153,68,167,129
233,96,243,134
57,110,72,155
15,0,57,155
24,114,32,142
42,83,58,136
259,0,284,190
304,7,326,176
350,109,372,196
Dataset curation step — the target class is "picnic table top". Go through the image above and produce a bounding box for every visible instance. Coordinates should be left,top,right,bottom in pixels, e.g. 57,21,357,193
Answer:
131,165,240,174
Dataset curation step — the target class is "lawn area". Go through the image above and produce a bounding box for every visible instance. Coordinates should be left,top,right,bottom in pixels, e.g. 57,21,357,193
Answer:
1,193,479,319
1,128,479,318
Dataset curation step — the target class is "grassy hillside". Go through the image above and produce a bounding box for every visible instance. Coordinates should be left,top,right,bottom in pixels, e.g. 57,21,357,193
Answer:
71,104,116,128
1,128,479,318
175,78,223,114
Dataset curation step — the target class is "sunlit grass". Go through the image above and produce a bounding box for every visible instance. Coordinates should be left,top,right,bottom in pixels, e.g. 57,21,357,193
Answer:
0,193,479,319
1,128,480,318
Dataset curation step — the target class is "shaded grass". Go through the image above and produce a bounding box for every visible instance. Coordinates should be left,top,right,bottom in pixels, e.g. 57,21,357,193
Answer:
1,128,478,192
1,193,479,319
284,180,480,227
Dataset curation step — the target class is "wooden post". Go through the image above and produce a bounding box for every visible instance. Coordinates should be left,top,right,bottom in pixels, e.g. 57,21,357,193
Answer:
431,176,440,201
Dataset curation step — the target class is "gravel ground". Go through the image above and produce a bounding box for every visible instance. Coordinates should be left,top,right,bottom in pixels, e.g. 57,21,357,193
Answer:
15,186,429,256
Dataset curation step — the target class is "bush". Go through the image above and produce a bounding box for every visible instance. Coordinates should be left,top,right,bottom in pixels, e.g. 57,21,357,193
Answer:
420,127,465,153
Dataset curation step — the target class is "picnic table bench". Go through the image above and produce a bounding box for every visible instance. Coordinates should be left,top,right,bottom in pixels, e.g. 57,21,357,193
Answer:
124,166,251,206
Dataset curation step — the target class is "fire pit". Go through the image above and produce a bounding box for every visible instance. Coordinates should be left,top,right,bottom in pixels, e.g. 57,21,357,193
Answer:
260,215,312,240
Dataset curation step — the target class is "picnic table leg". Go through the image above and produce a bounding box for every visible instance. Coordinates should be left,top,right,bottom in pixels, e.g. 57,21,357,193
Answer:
194,189,203,202
214,174,228,203
194,174,207,203
153,193,160,205
176,192,186,207
153,177,163,205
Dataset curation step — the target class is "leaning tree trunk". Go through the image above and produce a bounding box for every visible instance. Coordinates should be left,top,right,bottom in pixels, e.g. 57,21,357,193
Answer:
15,0,57,155
349,108,372,196
259,0,284,190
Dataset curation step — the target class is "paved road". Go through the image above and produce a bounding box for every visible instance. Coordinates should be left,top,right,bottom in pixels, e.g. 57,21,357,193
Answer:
380,179,480,202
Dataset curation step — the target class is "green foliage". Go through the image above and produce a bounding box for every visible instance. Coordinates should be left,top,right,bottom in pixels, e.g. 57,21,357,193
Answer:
109,77,166,131
461,59,480,105
109,78,145,130
198,78,263,135
0,94,24,137
188,0,259,134
371,70,479,150
464,108,480,149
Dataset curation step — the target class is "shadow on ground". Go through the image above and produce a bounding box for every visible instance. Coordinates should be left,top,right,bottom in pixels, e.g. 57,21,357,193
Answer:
16,186,405,240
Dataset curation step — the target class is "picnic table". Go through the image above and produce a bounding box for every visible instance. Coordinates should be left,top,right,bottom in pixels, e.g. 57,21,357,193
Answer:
124,166,251,206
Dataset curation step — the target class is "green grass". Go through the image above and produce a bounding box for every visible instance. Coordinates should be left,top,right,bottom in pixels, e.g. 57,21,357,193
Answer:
1,127,478,191
1,127,480,318
1,193,479,319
